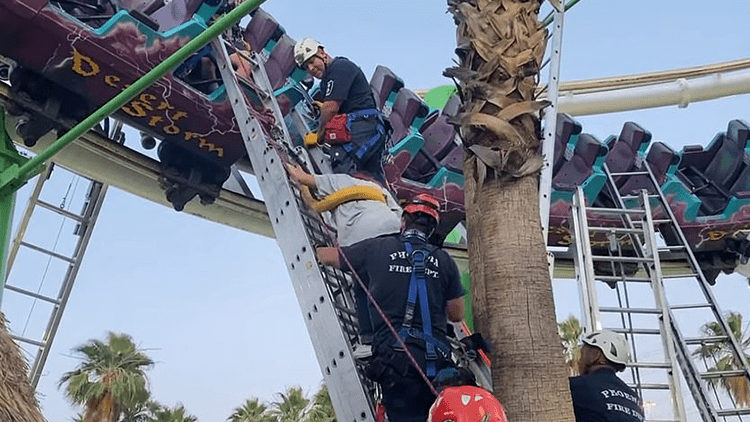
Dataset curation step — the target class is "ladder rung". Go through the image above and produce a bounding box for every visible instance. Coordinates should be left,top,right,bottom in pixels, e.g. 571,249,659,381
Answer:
587,226,644,234
3,284,60,304
620,193,661,200
37,199,85,222
612,327,661,335
717,408,750,417
11,334,45,348
596,275,652,283
591,255,652,263
586,207,646,215
19,241,75,263
630,383,670,390
684,335,729,345
701,369,749,379
609,171,650,176
600,307,662,314
652,219,671,224
669,303,712,310
628,361,673,369
661,273,699,279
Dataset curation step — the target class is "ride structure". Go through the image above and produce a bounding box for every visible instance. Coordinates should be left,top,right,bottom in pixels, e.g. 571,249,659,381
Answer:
1,0,750,421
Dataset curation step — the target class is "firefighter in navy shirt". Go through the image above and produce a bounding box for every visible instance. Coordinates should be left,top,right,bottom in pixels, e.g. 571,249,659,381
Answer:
569,330,645,422
317,194,465,422
294,37,388,181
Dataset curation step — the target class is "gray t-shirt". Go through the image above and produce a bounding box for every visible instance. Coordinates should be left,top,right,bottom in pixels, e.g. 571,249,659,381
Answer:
314,174,401,247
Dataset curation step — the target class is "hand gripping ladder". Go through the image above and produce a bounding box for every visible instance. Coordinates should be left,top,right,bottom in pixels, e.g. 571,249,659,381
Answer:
209,38,377,422
572,162,750,422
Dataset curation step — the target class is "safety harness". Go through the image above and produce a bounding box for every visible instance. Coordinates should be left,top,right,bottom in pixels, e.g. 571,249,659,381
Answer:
397,239,451,377
323,108,387,165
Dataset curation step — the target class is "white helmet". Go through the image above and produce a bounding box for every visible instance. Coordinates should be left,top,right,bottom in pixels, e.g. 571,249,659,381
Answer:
294,37,323,67
581,329,631,366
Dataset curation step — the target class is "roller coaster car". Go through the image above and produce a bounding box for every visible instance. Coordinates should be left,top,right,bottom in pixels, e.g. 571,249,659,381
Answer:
0,0,278,211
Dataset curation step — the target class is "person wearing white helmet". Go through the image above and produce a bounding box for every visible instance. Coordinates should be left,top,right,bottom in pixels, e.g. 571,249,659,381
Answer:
294,37,388,182
569,330,645,422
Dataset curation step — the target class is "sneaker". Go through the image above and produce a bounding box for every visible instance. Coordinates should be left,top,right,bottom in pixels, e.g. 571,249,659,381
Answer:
352,343,372,359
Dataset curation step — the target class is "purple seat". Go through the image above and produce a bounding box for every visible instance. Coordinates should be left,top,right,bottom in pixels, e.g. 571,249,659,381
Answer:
442,95,461,117
440,146,465,173
387,88,430,146
553,114,582,175
369,65,405,111
619,141,679,195
605,121,652,186
677,120,750,215
151,0,204,32
264,34,296,90
242,8,282,53
552,133,607,191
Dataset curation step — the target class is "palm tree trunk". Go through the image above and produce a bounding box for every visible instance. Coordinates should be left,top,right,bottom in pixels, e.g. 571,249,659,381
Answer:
447,1,575,420
0,312,46,422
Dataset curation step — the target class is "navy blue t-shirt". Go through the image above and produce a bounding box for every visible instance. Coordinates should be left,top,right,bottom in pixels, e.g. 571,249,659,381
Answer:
569,368,645,422
320,57,376,114
340,234,464,341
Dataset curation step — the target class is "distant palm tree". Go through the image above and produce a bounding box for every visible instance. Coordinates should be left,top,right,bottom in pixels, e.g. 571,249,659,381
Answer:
151,404,197,422
693,312,750,406
0,312,45,422
268,387,310,422
228,398,273,422
307,385,335,422
558,315,583,376
59,332,154,422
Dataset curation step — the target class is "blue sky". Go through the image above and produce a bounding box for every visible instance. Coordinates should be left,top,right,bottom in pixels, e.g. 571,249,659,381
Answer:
2,1,750,421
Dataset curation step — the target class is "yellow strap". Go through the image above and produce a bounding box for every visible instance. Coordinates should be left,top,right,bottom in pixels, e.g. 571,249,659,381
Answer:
310,185,386,213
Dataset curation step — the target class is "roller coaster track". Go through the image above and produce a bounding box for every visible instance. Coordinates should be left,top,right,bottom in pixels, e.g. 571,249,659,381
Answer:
0,81,274,238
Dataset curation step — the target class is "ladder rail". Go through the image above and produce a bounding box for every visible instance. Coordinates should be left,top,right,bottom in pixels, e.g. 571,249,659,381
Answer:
643,163,750,381
210,38,376,422
572,187,602,332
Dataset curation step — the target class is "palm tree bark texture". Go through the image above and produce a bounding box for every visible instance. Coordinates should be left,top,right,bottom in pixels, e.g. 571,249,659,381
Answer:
0,312,46,422
446,1,575,421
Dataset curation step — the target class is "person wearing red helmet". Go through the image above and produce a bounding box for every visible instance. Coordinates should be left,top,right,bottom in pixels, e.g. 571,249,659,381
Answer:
428,386,508,422
317,193,465,422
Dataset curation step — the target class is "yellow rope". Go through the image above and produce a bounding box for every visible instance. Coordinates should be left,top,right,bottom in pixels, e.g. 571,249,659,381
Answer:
309,185,386,213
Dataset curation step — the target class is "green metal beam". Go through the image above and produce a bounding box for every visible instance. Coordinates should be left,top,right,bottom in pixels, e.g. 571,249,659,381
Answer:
0,109,30,302
0,0,267,195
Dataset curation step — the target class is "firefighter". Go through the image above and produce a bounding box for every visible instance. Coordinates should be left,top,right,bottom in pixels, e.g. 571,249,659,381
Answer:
294,37,388,182
317,193,465,422
569,330,645,422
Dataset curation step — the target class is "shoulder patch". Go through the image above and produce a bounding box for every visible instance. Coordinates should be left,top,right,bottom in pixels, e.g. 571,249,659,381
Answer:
326,80,334,96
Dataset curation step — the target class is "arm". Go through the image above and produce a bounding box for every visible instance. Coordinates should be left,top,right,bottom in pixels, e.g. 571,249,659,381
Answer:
446,297,465,323
316,99,342,139
316,247,341,268
286,163,317,188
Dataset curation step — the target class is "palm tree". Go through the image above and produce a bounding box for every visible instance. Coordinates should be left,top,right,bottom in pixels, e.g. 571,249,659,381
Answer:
119,400,161,422
559,315,583,376
694,312,750,406
307,385,335,422
268,387,310,422
151,404,197,422
445,1,576,420
0,312,46,422
228,398,273,422
59,332,154,422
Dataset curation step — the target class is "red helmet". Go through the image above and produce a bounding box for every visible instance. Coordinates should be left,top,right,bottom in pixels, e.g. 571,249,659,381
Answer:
403,193,440,223
429,386,508,422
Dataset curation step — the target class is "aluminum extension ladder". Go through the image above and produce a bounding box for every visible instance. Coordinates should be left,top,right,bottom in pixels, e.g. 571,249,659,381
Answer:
1,162,108,388
571,163,750,422
209,38,377,422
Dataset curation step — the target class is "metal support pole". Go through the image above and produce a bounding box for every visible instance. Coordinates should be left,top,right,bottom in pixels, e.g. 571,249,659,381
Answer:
0,0,267,195
540,3,564,243
0,110,29,304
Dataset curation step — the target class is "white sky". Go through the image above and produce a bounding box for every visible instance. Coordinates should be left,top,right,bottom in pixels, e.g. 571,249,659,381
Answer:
2,1,750,421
